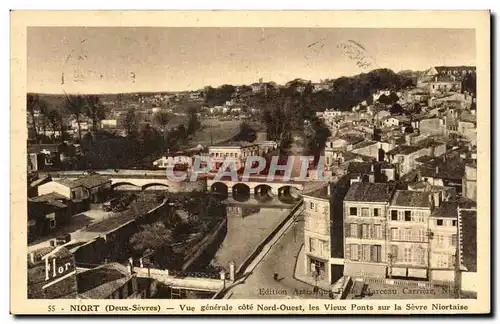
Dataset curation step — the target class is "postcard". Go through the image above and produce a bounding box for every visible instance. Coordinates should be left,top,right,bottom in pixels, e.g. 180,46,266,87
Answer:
10,10,490,315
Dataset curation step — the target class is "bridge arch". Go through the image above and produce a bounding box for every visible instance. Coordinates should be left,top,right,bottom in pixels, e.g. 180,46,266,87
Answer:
210,182,229,199
142,183,170,191
112,182,142,191
232,183,251,202
254,184,273,203
277,185,301,204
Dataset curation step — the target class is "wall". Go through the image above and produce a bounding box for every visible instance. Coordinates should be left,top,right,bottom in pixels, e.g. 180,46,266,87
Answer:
38,182,71,199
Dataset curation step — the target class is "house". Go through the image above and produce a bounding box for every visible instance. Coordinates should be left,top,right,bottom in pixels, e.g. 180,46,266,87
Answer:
208,142,260,171
38,178,89,202
325,135,364,152
38,174,111,206
462,162,477,201
418,66,475,88
418,156,466,195
28,192,73,242
343,182,397,278
27,144,63,170
303,184,333,283
382,116,410,128
387,190,433,280
72,175,112,203
427,75,462,95
77,262,153,299
428,201,460,283
458,111,477,145
28,246,78,299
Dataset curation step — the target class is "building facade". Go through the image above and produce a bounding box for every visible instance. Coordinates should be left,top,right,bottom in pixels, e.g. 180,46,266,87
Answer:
343,182,396,278
387,190,433,280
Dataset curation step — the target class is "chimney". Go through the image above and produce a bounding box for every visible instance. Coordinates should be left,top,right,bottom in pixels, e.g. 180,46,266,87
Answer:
435,166,439,175
127,257,134,275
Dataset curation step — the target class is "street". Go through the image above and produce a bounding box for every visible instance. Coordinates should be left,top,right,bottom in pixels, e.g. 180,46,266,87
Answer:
227,218,330,299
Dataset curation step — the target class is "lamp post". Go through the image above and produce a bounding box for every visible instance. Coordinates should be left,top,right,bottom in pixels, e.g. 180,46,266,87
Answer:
387,253,394,279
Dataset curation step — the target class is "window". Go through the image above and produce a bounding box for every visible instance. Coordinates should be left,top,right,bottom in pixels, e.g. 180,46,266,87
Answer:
309,238,317,253
71,191,76,199
451,234,457,247
452,220,457,227
391,228,399,240
373,208,379,217
416,247,426,266
309,202,314,210
390,245,398,261
418,229,426,242
391,210,398,221
349,207,357,216
350,224,358,238
362,224,370,239
49,219,56,229
403,247,412,263
374,225,382,240
350,244,359,261
404,211,412,221
371,245,382,263
362,245,371,262
361,208,369,217
437,219,444,226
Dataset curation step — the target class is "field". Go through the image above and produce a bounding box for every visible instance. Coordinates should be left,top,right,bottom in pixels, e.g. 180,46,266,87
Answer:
188,119,242,146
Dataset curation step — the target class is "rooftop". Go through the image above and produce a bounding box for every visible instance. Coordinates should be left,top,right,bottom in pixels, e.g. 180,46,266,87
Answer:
73,174,112,189
209,141,257,148
431,201,458,219
391,190,432,208
344,182,396,203
76,200,161,235
387,145,423,156
77,263,131,299
29,192,69,209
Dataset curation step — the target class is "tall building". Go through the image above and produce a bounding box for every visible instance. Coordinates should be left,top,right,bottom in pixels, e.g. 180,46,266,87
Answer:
343,182,396,278
387,190,434,280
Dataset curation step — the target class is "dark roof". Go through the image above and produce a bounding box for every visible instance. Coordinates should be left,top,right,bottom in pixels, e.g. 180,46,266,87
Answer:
73,174,112,189
339,134,364,145
387,145,423,155
28,246,73,267
55,178,80,189
303,183,331,200
460,208,477,272
77,263,130,299
392,190,432,208
30,192,68,209
431,201,458,219
344,182,396,203
81,201,159,233
420,158,465,180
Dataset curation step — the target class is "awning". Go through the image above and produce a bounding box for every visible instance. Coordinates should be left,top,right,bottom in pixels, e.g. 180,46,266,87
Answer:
408,268,427,279
392,267,407,277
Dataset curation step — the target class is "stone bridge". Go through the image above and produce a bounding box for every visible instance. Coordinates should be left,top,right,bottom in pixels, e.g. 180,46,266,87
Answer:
206,175,306,204
47,170,204,192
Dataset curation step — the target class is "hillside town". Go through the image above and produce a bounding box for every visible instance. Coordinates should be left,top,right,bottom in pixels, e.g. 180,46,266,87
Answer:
26,64,477,301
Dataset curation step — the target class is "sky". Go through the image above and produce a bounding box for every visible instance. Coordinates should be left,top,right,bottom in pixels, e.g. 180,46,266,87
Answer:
27,27,476,94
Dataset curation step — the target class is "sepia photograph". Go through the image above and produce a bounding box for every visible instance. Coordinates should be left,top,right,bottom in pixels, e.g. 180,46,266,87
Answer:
10,10,490,315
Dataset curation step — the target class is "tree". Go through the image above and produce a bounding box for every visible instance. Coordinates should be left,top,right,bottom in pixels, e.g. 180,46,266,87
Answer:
47,110,61,139
153,110,170,136
27,94,39,143
130,222,174,268
84,95,107,138
124,108,139,137
38,99,49,140
186,106,201,135
233,122,256,142
390,103,404,115
65,94,86,142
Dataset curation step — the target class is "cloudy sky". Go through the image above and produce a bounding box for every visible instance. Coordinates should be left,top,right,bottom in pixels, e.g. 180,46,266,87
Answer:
27,27,475,94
